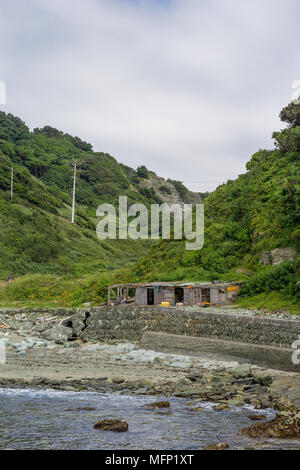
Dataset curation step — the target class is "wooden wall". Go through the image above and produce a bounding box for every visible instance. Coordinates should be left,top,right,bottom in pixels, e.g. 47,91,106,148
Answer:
135,285,237,306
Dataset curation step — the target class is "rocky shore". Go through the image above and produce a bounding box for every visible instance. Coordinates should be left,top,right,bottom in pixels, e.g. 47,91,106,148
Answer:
0,307,300,442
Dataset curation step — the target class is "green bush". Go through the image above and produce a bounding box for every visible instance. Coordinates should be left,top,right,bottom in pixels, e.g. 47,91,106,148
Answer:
159,185,172,195
240,262,297,297
136,165,149,179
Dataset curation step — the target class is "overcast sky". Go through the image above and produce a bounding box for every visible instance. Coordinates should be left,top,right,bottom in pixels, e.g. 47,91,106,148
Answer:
1,0,300,192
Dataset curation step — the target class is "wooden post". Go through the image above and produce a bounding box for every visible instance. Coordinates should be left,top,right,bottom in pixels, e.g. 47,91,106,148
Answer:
107,287,110,306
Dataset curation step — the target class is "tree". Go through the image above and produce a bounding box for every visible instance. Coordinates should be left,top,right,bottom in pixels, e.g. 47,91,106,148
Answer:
279,98,300,128
0,112,29,142
136,165,149,178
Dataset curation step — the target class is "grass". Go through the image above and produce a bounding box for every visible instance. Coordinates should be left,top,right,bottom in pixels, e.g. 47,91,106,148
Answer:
1,272,299,315
0,271,131,308
237,291,300,315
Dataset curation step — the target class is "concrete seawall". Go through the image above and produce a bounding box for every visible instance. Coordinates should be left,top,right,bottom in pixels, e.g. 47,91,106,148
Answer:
73,305,300,349
140,332,300,372
70,305,300,371
1,306,299,371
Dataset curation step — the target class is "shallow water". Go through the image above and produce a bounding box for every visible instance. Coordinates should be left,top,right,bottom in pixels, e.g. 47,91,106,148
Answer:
0,388,299,450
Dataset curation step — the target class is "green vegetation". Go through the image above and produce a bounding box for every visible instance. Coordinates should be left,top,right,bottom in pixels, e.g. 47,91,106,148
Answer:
0,271,129,308
237,292,300,315
130,100,300,310
0,112,191,280
240,262,299,298
136,165,149,179
0,99,299,313
159,185,172,195
167,179,192,203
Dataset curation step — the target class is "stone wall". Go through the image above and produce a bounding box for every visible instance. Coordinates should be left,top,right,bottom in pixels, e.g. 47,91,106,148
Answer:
72,306,300,349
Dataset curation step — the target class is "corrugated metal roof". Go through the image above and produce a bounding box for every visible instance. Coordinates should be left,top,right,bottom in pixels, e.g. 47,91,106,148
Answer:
110,281,242,289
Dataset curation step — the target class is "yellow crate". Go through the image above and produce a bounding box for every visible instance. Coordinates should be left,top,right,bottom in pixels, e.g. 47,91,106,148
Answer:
161,302,170,307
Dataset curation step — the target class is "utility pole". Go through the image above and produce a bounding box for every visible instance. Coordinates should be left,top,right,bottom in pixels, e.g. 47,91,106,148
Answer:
10,167,13,202
71,162,77,224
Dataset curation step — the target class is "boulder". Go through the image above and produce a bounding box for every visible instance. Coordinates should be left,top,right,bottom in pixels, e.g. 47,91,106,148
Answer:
213,403,231,411
203,443,229,450
259,251,272,265
185,373,203,382
259,247,297,266
191,406,205,412
271,247,297,266
252,370,273,387
65,407,96,411
240,412,300,438
48,325,73,344
229,364,252,378
143,401,170,409
248,414,267,421
93,419,128,432
112,378,125,384
273,398,297,413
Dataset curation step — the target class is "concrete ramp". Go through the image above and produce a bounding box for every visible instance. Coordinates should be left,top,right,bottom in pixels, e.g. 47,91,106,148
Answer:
140,332,300,372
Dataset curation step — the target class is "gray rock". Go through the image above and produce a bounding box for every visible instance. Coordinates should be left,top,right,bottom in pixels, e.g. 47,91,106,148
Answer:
185,373,203,382
65,341,80,348
252,370,273,387
48,325,73,344
260,247,297,266
229,364,252,378
271,247,297,266
259,251,272,266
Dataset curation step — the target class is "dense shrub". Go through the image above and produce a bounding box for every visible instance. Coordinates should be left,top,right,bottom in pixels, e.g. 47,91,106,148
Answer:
136,165,149,178
240,262,297,297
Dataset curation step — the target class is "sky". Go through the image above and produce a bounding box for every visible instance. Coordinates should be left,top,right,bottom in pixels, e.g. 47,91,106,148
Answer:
0,0,300,192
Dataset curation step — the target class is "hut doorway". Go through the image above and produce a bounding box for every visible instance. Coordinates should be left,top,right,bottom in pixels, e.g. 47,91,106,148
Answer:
147,288,154,305
202,288,211,303
175,287,184,304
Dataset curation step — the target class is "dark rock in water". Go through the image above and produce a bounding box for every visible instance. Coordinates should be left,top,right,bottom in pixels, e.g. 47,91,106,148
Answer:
65,407,96,411
248,414,267,421
143,401,170,409
191,406,205,412
213,403,231,411
240,412,300,438
93,419,128,432
203,443,229,450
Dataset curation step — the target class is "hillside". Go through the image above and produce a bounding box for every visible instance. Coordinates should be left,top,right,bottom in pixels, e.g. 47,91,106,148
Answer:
0,101,299,312
131,100,300,310
0,112,198,279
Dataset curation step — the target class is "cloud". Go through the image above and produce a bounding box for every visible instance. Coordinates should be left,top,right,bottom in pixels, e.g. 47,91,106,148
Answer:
1,0,300,191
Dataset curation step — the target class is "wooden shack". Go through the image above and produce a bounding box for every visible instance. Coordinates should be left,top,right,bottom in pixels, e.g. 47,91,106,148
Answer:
107,282,241,307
